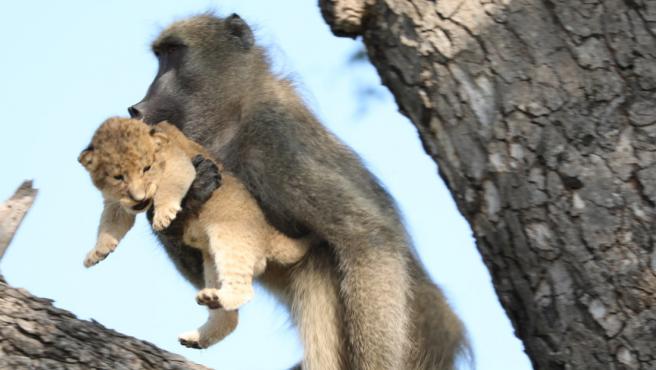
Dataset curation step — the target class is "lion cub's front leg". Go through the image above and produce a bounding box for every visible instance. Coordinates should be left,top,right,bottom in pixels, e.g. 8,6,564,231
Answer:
152,148,197,231
84,200,135,267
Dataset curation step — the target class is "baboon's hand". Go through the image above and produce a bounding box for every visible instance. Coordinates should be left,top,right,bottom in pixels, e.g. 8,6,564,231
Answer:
84,235,117,267
183,155,222,212
152,202,182,231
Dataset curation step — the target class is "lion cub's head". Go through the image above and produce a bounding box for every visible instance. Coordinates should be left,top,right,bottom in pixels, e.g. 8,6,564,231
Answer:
79,117,169,213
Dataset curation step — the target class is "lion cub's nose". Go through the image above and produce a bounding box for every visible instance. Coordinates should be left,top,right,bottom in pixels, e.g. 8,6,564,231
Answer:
128,189,146,202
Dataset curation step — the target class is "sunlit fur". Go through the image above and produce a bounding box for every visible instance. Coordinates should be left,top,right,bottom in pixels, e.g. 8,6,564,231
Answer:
131,13,468,370
79,117,160,212
79,117,312,349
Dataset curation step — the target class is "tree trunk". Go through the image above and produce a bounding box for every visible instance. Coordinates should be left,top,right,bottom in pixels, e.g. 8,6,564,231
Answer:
0,276,210,370
320,0,656,369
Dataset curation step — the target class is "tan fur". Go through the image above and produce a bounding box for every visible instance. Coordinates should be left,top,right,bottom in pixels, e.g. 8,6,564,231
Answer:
289,247,345,370
83,199,135,268
80,117,311,348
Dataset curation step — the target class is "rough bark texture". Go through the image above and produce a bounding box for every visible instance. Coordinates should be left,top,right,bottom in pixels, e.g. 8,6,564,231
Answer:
321,0,656,369
0,181,38,260
0,276,211,370
0,181,208,369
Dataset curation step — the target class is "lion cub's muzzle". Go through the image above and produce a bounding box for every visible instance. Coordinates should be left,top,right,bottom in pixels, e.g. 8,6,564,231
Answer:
131,198,152,212
120,197,153,213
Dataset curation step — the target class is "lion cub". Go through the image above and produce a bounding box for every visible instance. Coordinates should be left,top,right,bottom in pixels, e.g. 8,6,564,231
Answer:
79,117,310,349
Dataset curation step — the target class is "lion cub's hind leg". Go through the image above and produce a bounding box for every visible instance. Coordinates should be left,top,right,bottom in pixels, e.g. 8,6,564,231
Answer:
195,251,223,310
267,229,312,266
203,223,260,311
179,253,239,349
178,308,239,349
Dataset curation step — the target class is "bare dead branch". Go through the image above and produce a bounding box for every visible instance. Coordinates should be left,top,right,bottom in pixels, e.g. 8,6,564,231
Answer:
0,180,38,261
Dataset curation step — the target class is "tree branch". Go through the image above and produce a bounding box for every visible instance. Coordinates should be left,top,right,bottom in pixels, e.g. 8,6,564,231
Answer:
0,275,211,370
0,180,38,261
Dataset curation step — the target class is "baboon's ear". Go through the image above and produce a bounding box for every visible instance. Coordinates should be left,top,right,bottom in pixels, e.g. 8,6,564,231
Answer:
150,127,169,150
226,13,254,49
78,144,97,171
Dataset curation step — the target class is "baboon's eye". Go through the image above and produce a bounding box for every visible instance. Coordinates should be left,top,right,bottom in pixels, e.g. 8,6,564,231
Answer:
143,165,151,173
113,175,124,181
155,43,184,58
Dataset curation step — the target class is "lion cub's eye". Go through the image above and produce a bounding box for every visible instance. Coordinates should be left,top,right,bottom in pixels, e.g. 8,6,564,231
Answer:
143,165,152,173
113,175,124,181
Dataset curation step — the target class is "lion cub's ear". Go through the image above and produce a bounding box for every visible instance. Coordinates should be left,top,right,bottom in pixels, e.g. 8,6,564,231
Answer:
150,127,169,151
78,144,97,171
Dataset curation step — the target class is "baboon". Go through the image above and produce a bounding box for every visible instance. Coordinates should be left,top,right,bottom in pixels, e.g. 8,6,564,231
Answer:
129,13,467,370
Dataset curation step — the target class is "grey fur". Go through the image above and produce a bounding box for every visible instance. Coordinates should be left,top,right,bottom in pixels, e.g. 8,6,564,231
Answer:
130,13,467,370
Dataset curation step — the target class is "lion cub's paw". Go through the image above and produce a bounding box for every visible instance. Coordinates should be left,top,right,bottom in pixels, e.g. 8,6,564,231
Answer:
84,239,117,268
196,286,253,310
196,288,222,309
178,330,207,349
152,203,181,231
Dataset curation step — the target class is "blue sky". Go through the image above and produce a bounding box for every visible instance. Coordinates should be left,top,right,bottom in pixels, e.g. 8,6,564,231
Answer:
0,1,532,369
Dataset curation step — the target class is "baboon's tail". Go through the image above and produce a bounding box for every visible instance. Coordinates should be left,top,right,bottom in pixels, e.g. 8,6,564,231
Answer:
409,263,470,370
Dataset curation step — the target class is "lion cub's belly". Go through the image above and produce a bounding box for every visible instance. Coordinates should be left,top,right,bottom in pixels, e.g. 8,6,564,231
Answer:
180,174,269,262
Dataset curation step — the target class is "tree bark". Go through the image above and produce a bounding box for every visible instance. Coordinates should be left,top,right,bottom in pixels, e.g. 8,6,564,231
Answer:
320,0,656,369
0,182,208,369
0,276,211,370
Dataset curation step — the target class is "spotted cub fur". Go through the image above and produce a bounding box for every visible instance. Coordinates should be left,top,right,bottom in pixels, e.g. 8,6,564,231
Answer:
79,117,311,349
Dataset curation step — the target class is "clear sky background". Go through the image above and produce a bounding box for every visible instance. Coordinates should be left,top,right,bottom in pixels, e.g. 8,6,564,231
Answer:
0,1,533,370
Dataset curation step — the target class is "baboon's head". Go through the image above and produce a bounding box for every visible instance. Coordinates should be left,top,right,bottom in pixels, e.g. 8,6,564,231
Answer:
79,117,168,213
128,13,264,130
